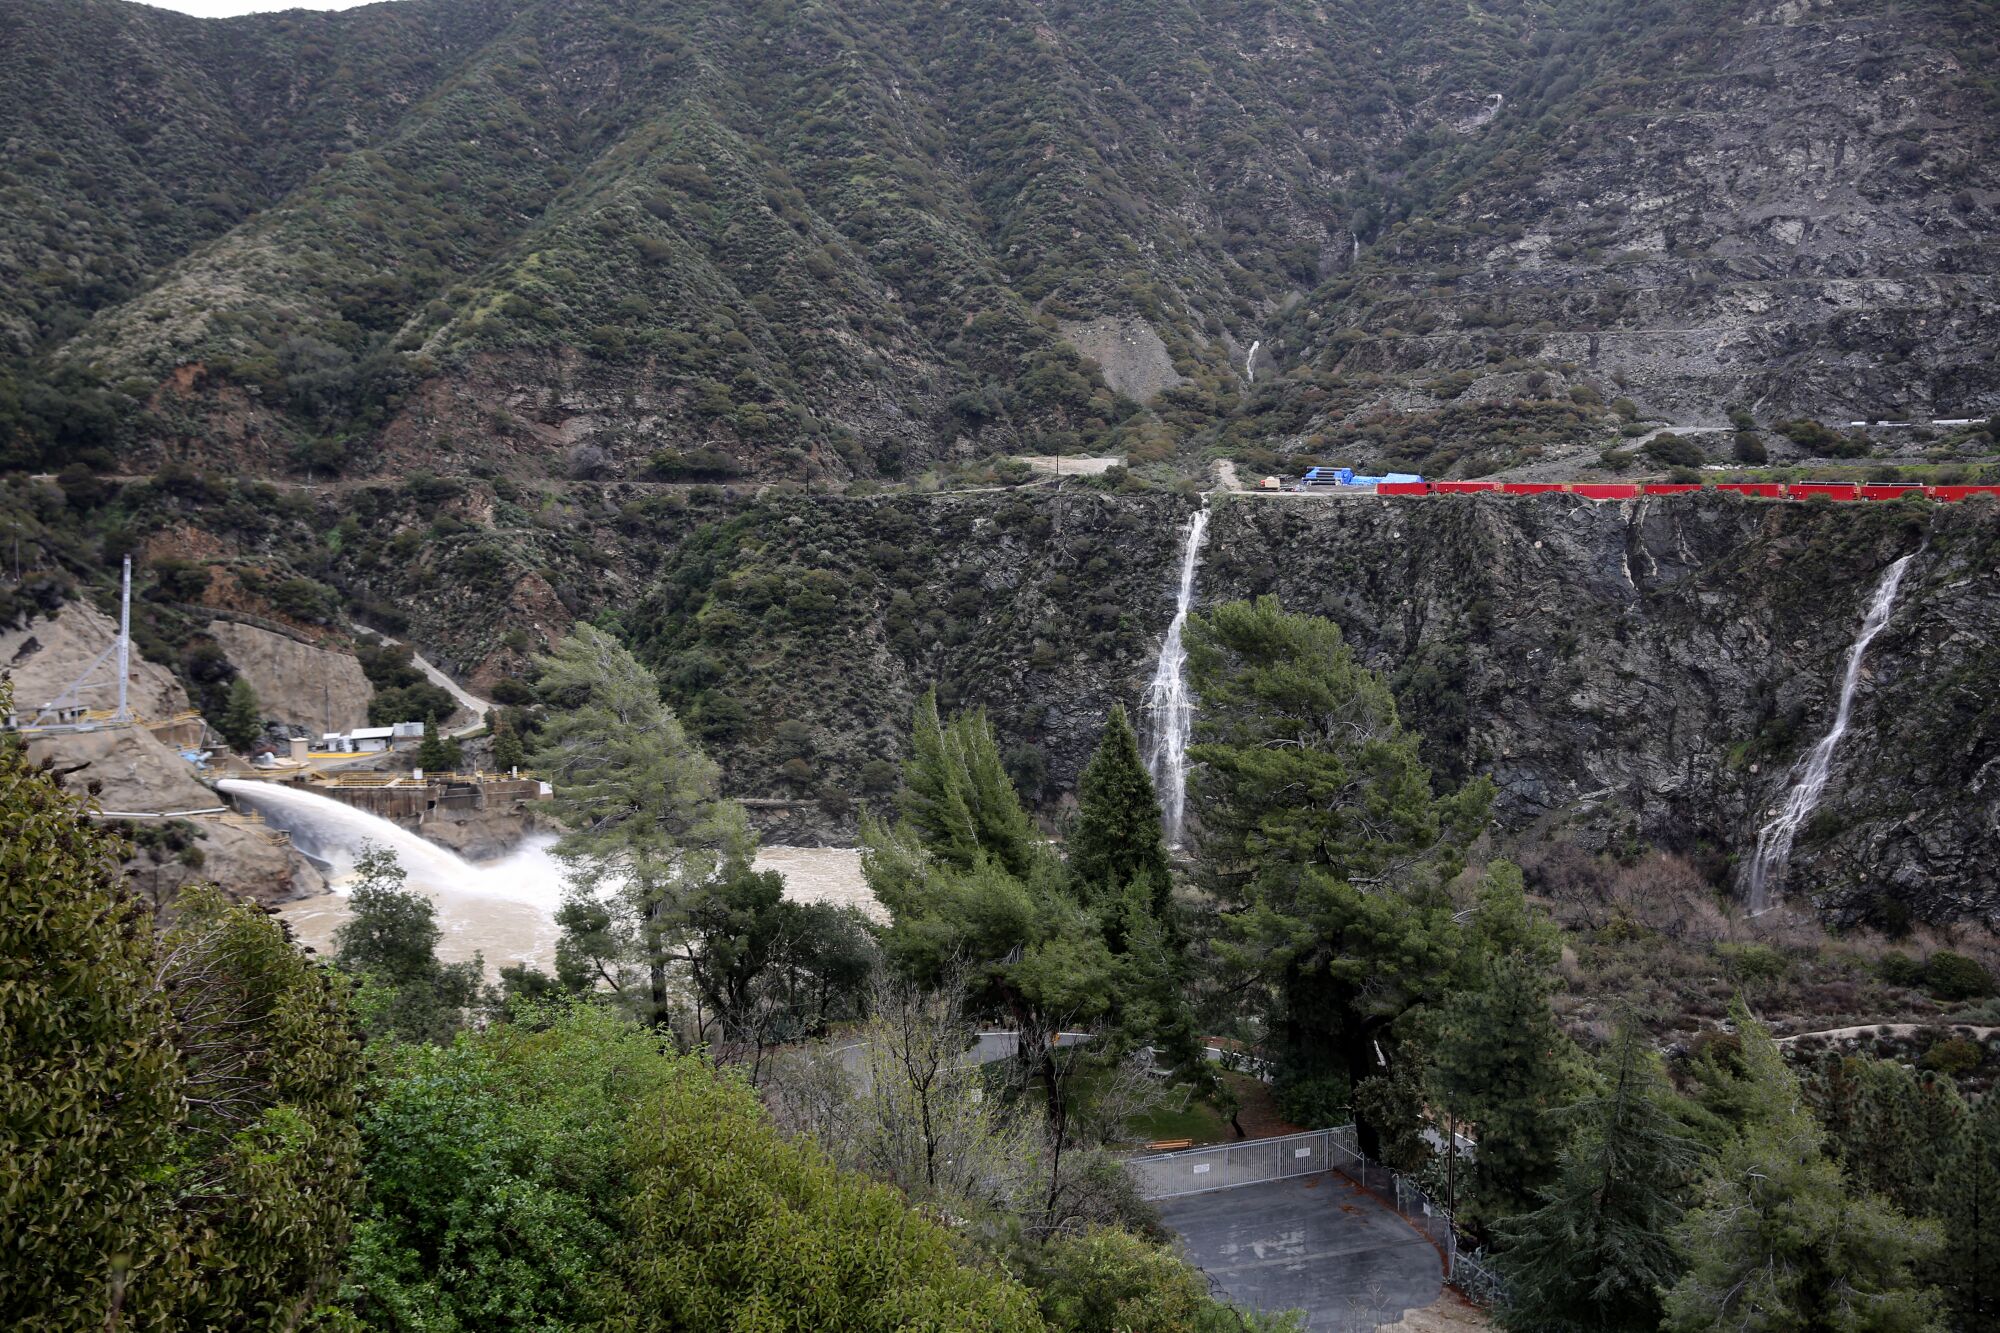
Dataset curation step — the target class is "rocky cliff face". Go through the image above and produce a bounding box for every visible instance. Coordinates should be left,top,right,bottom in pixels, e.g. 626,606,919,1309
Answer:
1202,493,2000,924
206,620,373,733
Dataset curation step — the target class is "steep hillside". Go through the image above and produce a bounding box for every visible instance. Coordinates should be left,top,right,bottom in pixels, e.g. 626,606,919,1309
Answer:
4,0,1994,483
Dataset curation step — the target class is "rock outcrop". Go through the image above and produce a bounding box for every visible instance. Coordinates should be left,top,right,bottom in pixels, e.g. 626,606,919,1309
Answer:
208,619,373,733
1204,493,2000,925
1,600,190,722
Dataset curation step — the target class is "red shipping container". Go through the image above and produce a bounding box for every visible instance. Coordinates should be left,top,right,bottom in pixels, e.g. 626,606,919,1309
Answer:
1502,483,1567,494
1641,483,1702,495
1573,484,1641,500
1929,485,2000,502
1378,482,1430,496
1788,483,1860,501
1715,483,1784,498
1861,484,1925,501
1433,481,1500,493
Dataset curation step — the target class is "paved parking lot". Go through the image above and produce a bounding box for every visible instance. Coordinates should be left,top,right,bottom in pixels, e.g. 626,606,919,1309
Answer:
1158,1172,1443,1330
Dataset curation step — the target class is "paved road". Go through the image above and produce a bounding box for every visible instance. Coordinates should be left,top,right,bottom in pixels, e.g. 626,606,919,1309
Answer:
1159,1173,1442,1330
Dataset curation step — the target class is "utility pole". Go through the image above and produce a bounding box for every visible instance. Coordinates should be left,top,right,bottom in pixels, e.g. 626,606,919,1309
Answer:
114,555,131,723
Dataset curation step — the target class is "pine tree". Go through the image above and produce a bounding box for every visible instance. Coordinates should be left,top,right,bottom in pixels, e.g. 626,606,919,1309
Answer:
492,712,526,772
1183,596,1492,1100
416,714,457,772
219,674,262,751
1662,1006,1945,1333
532,623,750,1028
1430,952,1578,1223
1494,1022,1702,1333
1066,704,1171,925
1943,1093,2000,1328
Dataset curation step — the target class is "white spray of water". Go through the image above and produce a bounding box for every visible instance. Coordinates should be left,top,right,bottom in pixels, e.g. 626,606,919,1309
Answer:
223,779,567,968
1245,340,1261,384
1142,502,1213,847
1745,551,1917,915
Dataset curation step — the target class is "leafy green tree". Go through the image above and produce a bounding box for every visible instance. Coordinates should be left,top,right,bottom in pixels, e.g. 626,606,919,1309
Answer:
1020,1226,1303,1332
899,689,1039,880
1431,953,1577,1223
679,859,876,1060
1662,1005,1945,1333
1184,597,1491,1108
148,884,361,1329
533,623,750,1028
610,1051,1046,1331
1,719,182,1331
1,708,360,1331
332,842,483,1043
343,1003,685,1329
1493,1021,1702,1333
219,674,263,750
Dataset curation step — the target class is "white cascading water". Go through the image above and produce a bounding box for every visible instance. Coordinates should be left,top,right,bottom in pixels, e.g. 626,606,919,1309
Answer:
1142,501,1213,847
1245,340,1260,385
220,779,567,966
1744,551,1917,915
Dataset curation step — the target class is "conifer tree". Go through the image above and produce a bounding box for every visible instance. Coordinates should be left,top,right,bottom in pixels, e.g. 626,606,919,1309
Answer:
1066,704,1171,926
219,674,262,751
1183,596,1492,1102
492,711,526,771
1430,953,1577,1223
1494,1022,1701,1333
532,623,751,1028
1662,1005,1945,1333
416,714,457,772
1943,1092,2000,1328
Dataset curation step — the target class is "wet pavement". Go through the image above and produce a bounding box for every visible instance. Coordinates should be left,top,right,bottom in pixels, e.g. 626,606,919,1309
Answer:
1158,1173,1442,1330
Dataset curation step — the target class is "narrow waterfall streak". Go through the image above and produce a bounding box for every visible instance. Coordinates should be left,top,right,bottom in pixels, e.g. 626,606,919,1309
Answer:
1745,552,1917,914
1143,502,1213,847
1245,340,1260,384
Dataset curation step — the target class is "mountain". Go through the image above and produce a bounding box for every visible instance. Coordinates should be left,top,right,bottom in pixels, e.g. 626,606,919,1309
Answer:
4,0,1995,483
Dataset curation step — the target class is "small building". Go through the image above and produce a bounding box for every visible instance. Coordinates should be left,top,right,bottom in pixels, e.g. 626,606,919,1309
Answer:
318,722,424,753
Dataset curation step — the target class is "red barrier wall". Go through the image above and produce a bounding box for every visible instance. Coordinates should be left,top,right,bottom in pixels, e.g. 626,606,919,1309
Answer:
1929,485,2000,502
1573,484,1641,500
1861,484,1925,501
1716,483,1784,498
1642,483,1702,495
1433,481,1499,493
1788,483,1860,500
1502,483,1567,494
1378,482,1430,496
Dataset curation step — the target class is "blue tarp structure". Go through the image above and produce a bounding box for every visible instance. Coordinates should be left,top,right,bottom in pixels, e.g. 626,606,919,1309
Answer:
1301,467,1423,487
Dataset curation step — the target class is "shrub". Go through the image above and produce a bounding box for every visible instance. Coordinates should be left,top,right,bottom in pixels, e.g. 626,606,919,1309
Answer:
1644,433,1703,468
1918,1037,1983,1075
1927,951,1994,1001
1878,952,1926,987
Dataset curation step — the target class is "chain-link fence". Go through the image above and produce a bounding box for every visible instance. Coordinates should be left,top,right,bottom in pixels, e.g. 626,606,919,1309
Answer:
1129,1125,1482,1288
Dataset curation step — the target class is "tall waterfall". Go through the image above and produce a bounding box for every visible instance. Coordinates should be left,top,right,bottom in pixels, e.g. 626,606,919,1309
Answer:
1745,552,1917,914
219,779,563,909
1245,340,1260,385
1142,502,1213,847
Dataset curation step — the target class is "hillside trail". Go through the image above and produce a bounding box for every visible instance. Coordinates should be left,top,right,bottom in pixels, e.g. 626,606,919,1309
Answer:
1776,1021,1998,1045
355,625,494,737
